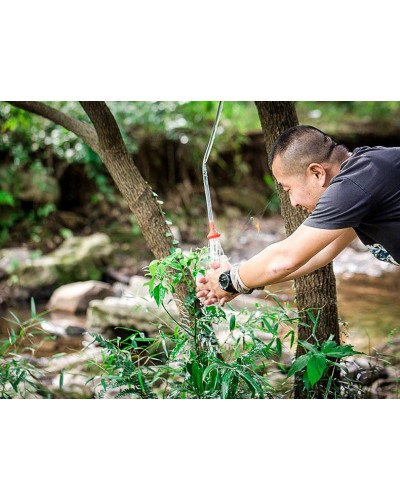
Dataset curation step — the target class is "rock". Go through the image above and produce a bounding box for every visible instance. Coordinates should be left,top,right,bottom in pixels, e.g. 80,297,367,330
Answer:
47,280,113,314
40,319,86,338
41,320,66,336
344,356,389,385
66,326,86,336
12,233,113,289
104,266,131,284
127,275,151,295
86,295,179,337
0,247,32,274
111,282,129,297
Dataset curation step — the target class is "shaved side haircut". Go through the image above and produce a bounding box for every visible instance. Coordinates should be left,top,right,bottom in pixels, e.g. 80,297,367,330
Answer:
270,125,349,175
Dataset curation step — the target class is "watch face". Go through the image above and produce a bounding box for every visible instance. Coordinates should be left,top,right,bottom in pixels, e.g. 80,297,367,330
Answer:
218,272,230,291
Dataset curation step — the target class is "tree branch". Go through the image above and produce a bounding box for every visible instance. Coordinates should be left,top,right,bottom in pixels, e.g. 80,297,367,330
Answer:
79,101,125,153
7,101,100,153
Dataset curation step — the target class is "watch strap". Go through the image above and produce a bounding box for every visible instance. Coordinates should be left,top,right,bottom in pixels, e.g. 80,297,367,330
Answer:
219,270,238,294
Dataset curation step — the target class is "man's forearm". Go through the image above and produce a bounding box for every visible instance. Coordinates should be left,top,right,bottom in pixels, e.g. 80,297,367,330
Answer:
237,242,299,288
237,228,356,288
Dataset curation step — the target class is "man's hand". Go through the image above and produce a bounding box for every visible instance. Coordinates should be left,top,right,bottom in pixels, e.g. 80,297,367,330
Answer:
196,259,238,306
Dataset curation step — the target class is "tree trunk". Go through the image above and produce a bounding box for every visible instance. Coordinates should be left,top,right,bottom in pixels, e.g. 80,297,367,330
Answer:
79,102,175,261
255,101,340,398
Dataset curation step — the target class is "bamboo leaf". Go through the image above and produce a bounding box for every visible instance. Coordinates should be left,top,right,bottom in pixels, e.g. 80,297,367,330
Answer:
137,369,146,393
221,371,232,399
30,297,37,317
59,368,65,390
237,370,264,398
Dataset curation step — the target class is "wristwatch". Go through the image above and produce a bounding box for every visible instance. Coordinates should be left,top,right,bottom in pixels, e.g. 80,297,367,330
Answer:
218,270,238,294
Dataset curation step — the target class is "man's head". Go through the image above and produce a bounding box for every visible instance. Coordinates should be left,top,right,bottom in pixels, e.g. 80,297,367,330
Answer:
270,125,350,213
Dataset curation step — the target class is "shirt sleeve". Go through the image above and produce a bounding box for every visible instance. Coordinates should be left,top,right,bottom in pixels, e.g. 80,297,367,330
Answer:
304,177,373,230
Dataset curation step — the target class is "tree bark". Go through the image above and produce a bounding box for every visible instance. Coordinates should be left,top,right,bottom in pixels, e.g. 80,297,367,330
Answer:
255,101,340,398
79,101,175,261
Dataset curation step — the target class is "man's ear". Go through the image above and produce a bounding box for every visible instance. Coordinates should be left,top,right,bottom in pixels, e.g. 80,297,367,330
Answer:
308,163,326,184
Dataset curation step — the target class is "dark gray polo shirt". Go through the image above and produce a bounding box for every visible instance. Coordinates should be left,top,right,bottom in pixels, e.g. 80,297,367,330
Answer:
304,146,400,265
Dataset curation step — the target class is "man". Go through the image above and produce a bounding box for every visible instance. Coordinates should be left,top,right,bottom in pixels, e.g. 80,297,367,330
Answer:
196,125,400,306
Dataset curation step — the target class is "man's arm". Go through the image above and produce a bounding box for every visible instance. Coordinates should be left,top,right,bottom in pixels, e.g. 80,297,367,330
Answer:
265,227,356,284
237,224,354,288
197,224,355,305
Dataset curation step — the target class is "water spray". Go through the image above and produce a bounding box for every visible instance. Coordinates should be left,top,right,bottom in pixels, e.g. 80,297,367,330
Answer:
202,101,225,264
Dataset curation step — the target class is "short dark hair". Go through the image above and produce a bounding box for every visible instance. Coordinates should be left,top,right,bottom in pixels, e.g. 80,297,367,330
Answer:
270,125,349,174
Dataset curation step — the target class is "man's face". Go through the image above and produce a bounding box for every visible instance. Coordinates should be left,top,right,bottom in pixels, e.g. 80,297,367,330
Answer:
271,155,326,213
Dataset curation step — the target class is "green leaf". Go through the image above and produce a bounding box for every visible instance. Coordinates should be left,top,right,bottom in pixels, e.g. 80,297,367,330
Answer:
307,354,327,386
148,260,159,277
275,337,282,357
227,374,239,398
221,371,232,399
169,339,186,360
229,314,236,332
30,297,37,317
284,329,296,349
191,362,204,395
152,283,167,306
237,370,264,398
59,368,64,390
287,354,310,377
0,191,15,206
159,332,169,358
323,344,362,358
204,369,219,393
137,369,146,393
0,339,11,354
298,339,318,354
321,340,337,353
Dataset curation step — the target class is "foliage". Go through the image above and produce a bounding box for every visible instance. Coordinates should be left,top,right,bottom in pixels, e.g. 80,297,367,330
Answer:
88,248,366,399
296,101,400,135
0,298,57,399
88,247,301,399
287,338,362,396
287,311,364,398
0,261,368,399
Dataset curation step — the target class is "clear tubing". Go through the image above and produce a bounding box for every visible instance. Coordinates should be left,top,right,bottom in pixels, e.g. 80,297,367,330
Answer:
202,101,224,223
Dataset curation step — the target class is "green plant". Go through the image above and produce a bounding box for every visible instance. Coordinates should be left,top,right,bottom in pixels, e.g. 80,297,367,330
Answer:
86,332,159,399
0,299,57,399
287,337,362,395
88,247,301,399
286,310,363,398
